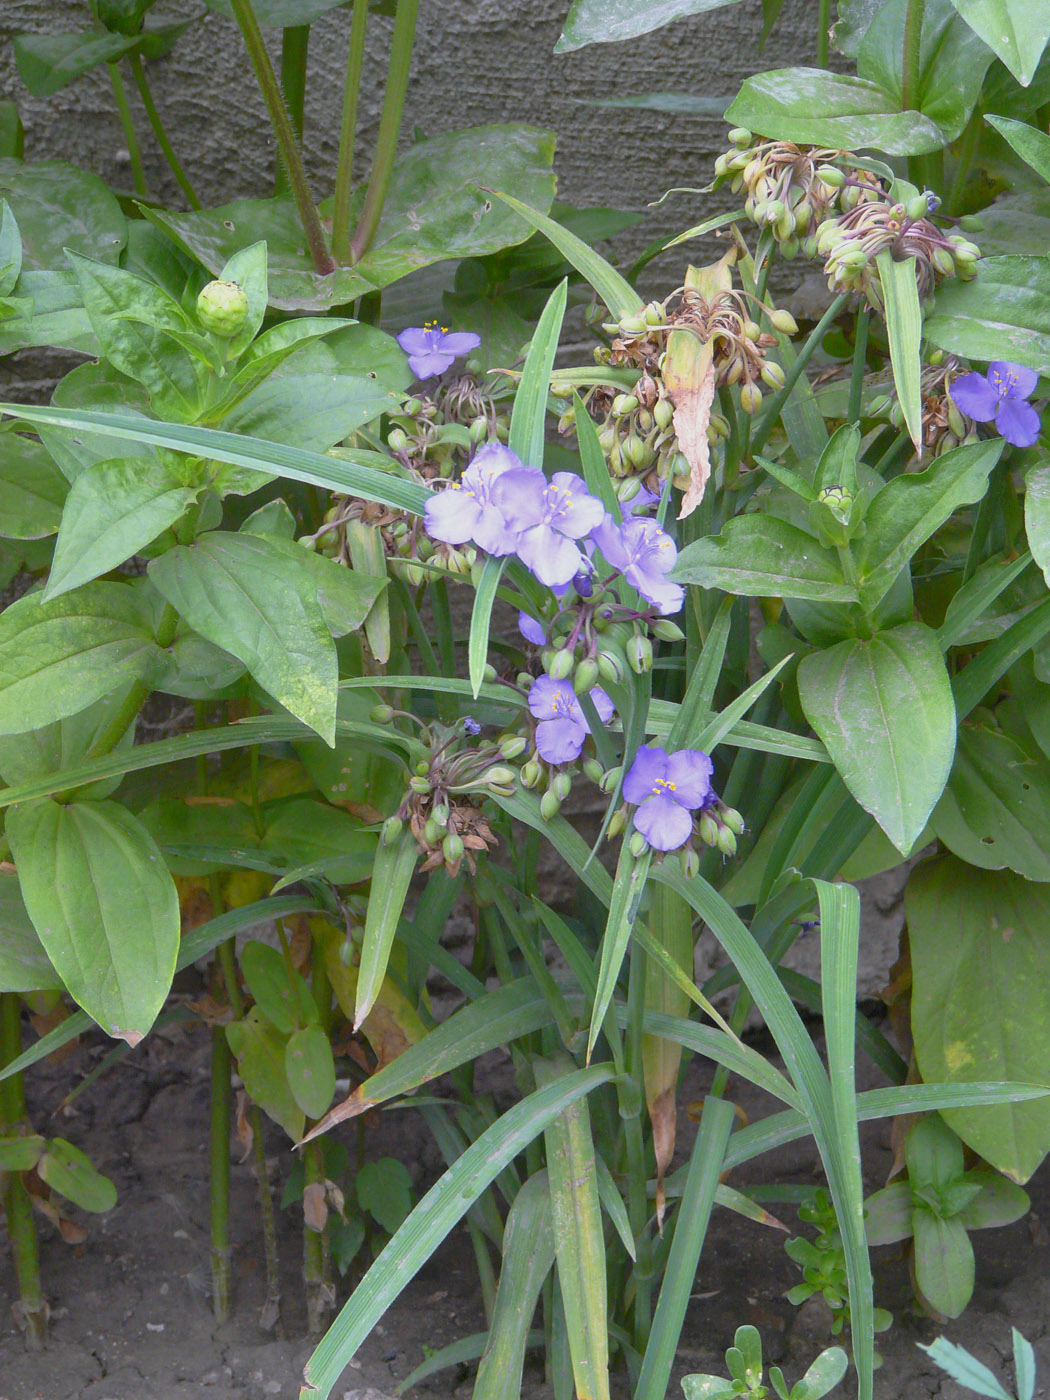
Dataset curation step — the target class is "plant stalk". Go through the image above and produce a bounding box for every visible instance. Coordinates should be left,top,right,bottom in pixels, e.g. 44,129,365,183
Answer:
749,293,849,457
331,0,368,263
107,61,147,198
0,994,45,1349
624,943,652,1351
280,24,310,142
227,0,335,273
817,0,831,68
348,0,420,264
900,0,925,113
127,54,201,209
208,1017,233,1322
847,308,870,424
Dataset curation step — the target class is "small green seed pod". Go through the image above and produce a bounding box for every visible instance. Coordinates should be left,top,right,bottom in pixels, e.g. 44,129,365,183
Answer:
628,830,649,858
197,280,249,338
540,789,562,821
380,815,403,846
573,657,600,695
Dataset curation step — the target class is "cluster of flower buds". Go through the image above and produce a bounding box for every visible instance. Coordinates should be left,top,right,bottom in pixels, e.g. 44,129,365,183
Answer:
375,714,511,877
301,487,475,587
713,131,874,256
665,282,798,416
556,376,681,502
603,745,745,865
815,189,981,310
875,351,979,458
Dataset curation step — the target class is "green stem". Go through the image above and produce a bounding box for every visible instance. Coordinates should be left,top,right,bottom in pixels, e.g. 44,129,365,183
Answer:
349,0,419,264
900,0,925,113
624,943,652,1352
228,0,335,273
280,24,310,142
945,106,983,217
0,994,45,1349
331,0,368,263
817,0,831,67
209,1017,233,1322
302,1138,329,1336
847,308,870,424
107,61,147,198
127,55,201,209
749,293,849,457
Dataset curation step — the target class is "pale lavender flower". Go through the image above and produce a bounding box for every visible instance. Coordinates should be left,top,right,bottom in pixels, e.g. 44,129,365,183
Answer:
950,361,1040,447
528,674,614,764
519,611,547,646
623,744,714,851
591,515,684,615
423,443,523,555
491,470,605,587
396,322,480,378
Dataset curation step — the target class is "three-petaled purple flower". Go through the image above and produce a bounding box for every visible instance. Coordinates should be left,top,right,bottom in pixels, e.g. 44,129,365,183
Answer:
396,322,480,379
491,469,605,587
424,443,522,556
591,515,685,615
949,361,1041,448
528,674,614,764
623,744,714,851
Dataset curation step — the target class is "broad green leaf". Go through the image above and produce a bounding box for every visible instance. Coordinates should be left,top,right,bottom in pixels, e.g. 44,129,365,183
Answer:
45,457,199,599
797,621,955,854
241,939,316,1035
980,189,1050,257
286,1025,336,1120
0,199,21,296
913,1211,974,1316
0,581,162,734
907,854,1050,1180
356,1158,413,1235
261,798,378,885
355,827,418,1028
856,438,1004,610
226,1008,304,1141
556,0,743,51
7,798,179,1041
0,159,125,268
1025,464,1050,584
725,70,946,156
301,1066,615,1400
148,532,339,744
146,125,556,312
0,870,61,993
206,0,350,22
37,1138,117,1213
535,1056,609,1400
986,114,1050,182
473,1173,555,1400
0,684,136,800
0,432,68,538
671,515,856,602
13,31,137,95
0,1135,45,1171
948,0,1050,85
932,720,1050,879
218,373,400,453
0,269,95,357
875,251,923,454
926,255,1050,369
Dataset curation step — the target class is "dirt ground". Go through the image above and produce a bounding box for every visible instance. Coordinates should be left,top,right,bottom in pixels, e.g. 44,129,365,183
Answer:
2,989,1047,1400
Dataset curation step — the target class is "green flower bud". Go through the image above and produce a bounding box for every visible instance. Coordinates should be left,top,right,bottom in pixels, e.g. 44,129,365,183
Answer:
815,164,845,188
339,937,355,967
780,235,801,260
958,213,984,233
739,382,763,415
370,703,396,723
197,279,249,337
946,402,967,438
597,648,626,685
817,484,854,523
402,397,423,416
931,246,957,278
721,804,746,835
582,757,605,785
679,846,700,880
415,759,430,776
760,361,787,390
442,833,465,865
93,0,156,37
716,824,738,856
540,789,562,821
469,416,489,445
498,734,528,760
551,771,573,801
387,427,409,453
626,634,653,675
616,475,643,503
380,815,403,846
520,758,544,789
482,765,517,788
540,647,557,673
654,398,675,430
728,127,752,146
644,301,665,326
698,812,720,846
628,830,650,857
516,671,534,689
906,193,931,221
599,765,623,794
410,774,431,795
607,809,627,838
618,315,648,336
549,647,576,681
424,816,446,845
768,308,798,336
573,657,600,695
612,393,639,417
484,663,498,683
650,618,685,643
837,246,870,270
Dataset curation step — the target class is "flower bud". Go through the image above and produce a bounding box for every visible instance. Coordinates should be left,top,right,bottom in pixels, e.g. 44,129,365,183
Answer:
698,813,720,846
197,279,249,337
549,647,576,681
958,213,984,233
739,382,763,415
947,402,967,438
768,308,798,336
780,235,800,260
599,764,623,794
616,475,643,502
484,663,498,683
498,734,528,760
387,427,409,453
540,647,557,673
482,765,517,788
644,301,665,326
468,416,489,445
380,815,403,846
607,809,626,838
626,434,653,469
370,703,395,723
582,757,605,785
520,758,543,789
540,789,562,821
516,671,534,689
442,833,465,865
573,657,600,695
409,775,431,795
815,164,845,188
650,618,685,642
628,831,650,857
679,846,700,880
402,397,423,417
618,314,648,336
760,361,787,390
551,771,573,801
626,634,653,675
720,804,746,835
716,824,738,857
612,393,639,417
931,246,957,278
654,398,675,430
728,126,752,146
597,648,626,685
424,816,446,845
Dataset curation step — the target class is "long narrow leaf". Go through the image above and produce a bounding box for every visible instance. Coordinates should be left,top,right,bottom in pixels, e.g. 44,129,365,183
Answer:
300,1065,615,1400
355,827,420,1027
668,596,734,748
952,595,1050,718
510,278,567,465
693,652,792,755
588,845,651,1058
876,250,923,454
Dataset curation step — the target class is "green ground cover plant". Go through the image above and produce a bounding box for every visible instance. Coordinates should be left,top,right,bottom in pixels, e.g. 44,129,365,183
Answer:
3,1,1050,1397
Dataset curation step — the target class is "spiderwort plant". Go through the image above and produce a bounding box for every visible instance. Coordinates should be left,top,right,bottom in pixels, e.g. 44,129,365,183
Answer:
949,362,1041,448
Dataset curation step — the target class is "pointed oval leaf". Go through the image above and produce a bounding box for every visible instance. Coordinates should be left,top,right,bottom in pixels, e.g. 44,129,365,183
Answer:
671,515,855,601
37,1137,117,1213
926,255,1050,369
285,1025,336,1121
949,0,1050,85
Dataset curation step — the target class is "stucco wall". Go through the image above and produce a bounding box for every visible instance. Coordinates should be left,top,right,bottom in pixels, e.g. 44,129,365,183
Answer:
1,0,819,296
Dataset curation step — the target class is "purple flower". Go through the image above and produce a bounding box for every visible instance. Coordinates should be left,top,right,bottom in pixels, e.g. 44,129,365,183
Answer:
623,745,714,851
396,322,480,379
630,481,663,515
491,470,605,587
950,361,1041,448
424,443,523,555
462,716,482,735
519,611,547,646
590,515,684,615
528,674,614,764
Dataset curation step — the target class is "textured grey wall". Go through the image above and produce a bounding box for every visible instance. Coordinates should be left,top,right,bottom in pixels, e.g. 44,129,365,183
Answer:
1,0,820,296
